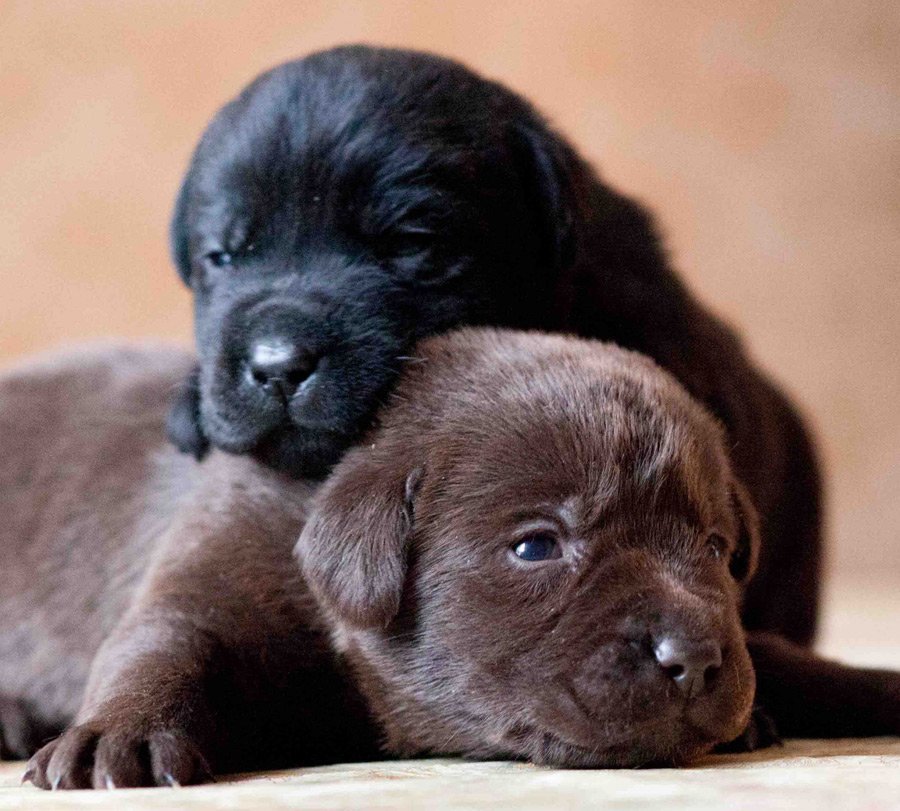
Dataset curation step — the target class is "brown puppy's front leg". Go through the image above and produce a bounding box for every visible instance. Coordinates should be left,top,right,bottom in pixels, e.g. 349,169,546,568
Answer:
747,632,900,738
25,595,219,789
25,476,310,790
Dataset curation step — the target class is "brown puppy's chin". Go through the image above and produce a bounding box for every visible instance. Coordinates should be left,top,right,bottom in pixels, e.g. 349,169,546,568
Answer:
521,701,754,769
428,689,755,769
520,695,756,768
526,729,714,769
374,700,751,770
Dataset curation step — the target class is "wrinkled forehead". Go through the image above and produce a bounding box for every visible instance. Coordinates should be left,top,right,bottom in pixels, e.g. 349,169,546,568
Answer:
422,373,732,529
195,64,479,190
189,80,479,243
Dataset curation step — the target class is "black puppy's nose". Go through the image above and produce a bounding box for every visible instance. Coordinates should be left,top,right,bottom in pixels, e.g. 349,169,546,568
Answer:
653,636,723,699
247,339,317,398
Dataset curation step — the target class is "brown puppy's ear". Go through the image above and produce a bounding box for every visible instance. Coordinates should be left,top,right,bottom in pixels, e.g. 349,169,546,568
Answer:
166,366,210,461
729,478,761,583
296,450,421,629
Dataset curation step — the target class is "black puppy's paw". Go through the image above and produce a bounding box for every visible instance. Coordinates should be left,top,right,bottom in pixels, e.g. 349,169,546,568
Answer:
715,706,781,754
166,366,210,461
0,695,48,760
25,722,213,789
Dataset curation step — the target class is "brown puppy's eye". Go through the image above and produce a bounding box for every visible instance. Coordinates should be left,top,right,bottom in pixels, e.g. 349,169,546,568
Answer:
512,533,561,562
706,533,728,561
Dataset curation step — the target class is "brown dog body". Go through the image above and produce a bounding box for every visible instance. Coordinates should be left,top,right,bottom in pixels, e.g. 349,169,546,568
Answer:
0,333,896,788
0,346,377,775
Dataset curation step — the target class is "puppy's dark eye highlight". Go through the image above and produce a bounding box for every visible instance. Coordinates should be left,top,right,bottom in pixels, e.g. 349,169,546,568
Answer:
513,534,561,562
706,533,728,561
204,251,233,268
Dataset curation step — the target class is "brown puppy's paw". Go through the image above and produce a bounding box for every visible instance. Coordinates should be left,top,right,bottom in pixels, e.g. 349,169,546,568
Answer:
715,706,781,754
24,723,213,790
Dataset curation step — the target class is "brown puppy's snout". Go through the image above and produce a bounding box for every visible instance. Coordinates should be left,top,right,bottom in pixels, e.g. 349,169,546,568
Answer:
653,635,723,699
552,551,751,763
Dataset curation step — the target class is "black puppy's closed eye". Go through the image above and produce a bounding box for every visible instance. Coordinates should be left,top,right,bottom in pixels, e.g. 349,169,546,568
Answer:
512,533,561,562
202,244,256,271
386,228,434,258
375,228,435,270
203,250,233,269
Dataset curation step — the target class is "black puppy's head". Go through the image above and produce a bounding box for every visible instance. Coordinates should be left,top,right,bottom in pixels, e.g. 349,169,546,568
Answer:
170,45,578,475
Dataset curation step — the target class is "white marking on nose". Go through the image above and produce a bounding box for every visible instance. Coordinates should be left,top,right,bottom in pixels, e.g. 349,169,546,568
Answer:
252,339,294,367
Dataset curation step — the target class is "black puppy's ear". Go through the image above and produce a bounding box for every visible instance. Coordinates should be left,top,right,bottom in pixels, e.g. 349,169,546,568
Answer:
296,449,422,630
729,478,761,583
166,366,210,461
170,173,193,285
511,121,577,273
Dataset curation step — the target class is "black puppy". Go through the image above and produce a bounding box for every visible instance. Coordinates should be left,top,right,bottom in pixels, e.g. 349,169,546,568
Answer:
169,45,820,645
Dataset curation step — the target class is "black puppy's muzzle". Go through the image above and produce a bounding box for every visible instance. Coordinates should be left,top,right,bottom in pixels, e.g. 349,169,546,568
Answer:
245,336,320,402
201,300,337,447
197,274,407,474
236,300,332,404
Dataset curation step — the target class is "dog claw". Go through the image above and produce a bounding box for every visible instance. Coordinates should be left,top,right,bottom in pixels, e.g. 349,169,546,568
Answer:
21,767,33,785
163,772,180,787
104,774,116,790
50,775,61,791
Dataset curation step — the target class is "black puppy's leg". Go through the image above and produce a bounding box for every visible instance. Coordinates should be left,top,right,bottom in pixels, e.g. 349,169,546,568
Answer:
747,632,900,737
740,395,823,647
716,705,781,753
166,365,210,460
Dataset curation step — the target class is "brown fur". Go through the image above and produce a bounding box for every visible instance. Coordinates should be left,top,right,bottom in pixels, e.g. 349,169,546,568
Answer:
0,332,896,790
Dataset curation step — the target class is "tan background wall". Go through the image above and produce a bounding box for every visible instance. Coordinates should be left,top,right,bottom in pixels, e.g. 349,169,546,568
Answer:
1,1,897,582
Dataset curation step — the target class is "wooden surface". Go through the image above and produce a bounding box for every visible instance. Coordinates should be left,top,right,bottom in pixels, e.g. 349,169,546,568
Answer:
2,740,900,811
0,578,898,809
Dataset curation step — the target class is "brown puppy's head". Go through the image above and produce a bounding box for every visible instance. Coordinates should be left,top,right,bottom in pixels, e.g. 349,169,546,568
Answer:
296,328,759,767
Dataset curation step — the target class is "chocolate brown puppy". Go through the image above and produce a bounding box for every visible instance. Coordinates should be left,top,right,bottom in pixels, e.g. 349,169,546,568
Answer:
0,332,895,789
169,45,821,648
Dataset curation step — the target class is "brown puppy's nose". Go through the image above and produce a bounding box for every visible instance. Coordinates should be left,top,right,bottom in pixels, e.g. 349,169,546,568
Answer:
653,636,723,699
247,339,317,399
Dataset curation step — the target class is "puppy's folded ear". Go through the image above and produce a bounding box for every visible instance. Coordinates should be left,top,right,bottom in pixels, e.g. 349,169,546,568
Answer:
166,366,210,461
511,121,577,274
296,449,421,630
729,478,761,583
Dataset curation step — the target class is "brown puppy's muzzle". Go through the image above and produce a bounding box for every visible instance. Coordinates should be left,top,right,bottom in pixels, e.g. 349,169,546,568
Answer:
523,559,754,767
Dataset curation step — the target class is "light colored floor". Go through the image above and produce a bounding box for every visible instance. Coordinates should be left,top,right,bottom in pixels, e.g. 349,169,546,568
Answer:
1,577,898,810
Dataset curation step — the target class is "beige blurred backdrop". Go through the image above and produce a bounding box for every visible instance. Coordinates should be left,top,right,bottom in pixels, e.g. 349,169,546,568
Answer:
1,1,898,583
